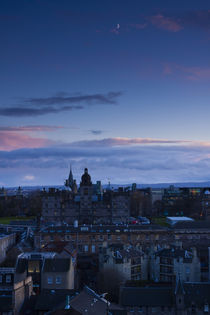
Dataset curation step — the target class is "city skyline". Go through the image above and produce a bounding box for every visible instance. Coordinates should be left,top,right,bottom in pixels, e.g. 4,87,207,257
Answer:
1,0,210,186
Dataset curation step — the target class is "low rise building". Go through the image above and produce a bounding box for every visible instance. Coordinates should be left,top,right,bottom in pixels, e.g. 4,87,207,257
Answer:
120,281,210,314
15,250,76,293
0,233,16,263
151,247,201,283
102,246,148,281
41,168,130,225
0,267,32,314
41,257,75,290
166,216,194,226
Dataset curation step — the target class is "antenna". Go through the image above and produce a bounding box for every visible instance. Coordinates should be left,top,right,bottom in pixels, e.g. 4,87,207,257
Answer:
108,178,111,189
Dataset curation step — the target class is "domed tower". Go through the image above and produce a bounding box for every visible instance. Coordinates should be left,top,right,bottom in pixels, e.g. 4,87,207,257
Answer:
79,168,93,224
80,168,92,186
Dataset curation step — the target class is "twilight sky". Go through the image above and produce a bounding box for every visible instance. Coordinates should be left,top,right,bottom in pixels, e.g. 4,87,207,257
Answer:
1,0,210,186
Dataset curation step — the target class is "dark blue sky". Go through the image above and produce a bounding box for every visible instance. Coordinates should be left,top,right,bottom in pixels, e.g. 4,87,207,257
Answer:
1,0,210,186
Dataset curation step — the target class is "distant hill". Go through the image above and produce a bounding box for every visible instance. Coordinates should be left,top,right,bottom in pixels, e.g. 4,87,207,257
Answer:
4,181,210,192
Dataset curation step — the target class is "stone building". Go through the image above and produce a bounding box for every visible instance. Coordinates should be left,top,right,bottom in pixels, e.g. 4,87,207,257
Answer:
16,251,76,293
120,281,210,314
34,224,172,254
0,267,32,314
0,233,16,263
41,168,130,225
35,221,210,255
150,246,201,283
101,246,148,281
41,257,75,290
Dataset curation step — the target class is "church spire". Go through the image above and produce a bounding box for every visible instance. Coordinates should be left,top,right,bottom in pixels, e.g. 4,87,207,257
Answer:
68,164,74,190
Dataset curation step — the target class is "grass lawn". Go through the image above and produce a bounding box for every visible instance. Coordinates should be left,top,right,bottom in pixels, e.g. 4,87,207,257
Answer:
152,217,169,227
0,216,36,224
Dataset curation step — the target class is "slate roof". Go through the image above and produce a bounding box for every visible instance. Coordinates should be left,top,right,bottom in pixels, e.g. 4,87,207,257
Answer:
42,241,76,256
15,258,28,273
184,283,210,307
120,283,210,308
0,296,13,311
43,258,71,273
173,221,210,229
20,295,37,315
70,286,111,315
51,310,81,315
120,287,173,307
35,289,76,311
175,277,185,295
156,248,193,262
113,248,143,261
108,311,127,315
41,224,167,234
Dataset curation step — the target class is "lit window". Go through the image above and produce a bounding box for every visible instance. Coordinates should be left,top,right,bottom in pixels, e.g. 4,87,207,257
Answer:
6,275,11,283
56,276,61,284
185,267,190,274
47,277,53,284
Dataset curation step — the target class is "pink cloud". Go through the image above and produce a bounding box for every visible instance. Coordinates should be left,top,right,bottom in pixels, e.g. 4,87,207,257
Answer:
0,132,53,151
163,63,173,75
71,137,190,147
176,65,210,80
0,125,63,132
161,63,210,81
148,14,183,32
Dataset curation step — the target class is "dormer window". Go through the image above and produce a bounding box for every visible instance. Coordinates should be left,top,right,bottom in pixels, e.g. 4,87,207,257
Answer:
56,276,61,284
204,303,209,313
47,277,53,284
6,275,11,283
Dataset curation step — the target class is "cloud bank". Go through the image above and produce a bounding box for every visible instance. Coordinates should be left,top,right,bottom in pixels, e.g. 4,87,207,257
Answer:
1,137,210,186
0,92,122,117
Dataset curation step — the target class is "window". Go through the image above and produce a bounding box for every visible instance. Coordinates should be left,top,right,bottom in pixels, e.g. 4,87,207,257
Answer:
6,275,11,283
204,303,209,313
107,234,111,240
56,276,61,284
0,275,2,283
47,277,53,284
185,267,190,274
84,245,89,252
28,260,40,273
92,245,95,253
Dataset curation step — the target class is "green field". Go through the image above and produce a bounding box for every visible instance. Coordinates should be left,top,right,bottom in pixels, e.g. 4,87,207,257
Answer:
152,217,169,227
0,216,36,225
